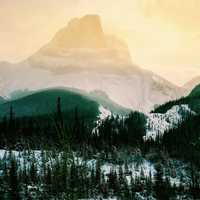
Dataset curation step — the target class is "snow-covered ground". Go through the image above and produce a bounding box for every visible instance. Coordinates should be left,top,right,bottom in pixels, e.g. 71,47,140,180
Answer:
0,149,155,182
145,105,195,140
0,149,191,187
100,160,156,184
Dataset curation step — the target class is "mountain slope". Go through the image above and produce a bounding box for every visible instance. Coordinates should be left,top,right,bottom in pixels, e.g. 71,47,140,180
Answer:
145,85,200,140
152,84,200,114
88,90,131,115
189,83,200,97
145,105,195,140
183,76,200,91
0,89,100,119
0,96,5,104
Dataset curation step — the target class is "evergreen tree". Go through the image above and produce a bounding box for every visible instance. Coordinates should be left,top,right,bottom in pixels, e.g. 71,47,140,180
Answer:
9,159,20,200
30,162,37,184
56,97,63,126
154,164,170,200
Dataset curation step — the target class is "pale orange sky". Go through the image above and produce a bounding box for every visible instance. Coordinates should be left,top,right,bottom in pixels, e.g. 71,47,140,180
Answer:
0,0,200,85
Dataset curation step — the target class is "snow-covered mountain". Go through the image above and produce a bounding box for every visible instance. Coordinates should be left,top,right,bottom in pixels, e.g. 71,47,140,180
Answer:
0,15,184,112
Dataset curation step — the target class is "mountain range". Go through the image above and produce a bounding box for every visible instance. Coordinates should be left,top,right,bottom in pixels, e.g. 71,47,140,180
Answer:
0,14,194,112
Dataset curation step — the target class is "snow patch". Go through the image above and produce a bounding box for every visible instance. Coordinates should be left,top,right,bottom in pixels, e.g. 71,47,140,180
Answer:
98,105,112,120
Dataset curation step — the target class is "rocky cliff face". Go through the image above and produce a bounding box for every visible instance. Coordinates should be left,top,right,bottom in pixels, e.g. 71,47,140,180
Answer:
50,15,107,49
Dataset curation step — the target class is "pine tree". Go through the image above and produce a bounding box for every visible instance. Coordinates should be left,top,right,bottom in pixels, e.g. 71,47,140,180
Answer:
30,162,37,184
9,106,14,126
9,159,20,200
154,164,170,200
73,107,81,144
45,165,52,194
0,176,5,199
56,97,63,126
95,160,101,187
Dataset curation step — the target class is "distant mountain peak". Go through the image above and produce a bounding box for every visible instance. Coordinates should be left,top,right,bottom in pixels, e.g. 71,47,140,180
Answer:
29,14,133,73
51,14,106,49
41,14,130,52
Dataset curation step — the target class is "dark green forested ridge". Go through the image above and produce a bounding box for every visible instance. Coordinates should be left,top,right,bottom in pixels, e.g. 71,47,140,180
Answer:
0,96,147,150
189,83,200,97
0,88,99,119
161,114,200,166
0,87,129,119
0,96,6,104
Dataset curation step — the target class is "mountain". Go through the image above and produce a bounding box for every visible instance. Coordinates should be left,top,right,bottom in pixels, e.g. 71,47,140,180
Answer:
0,88,129,119
0,89,99,119
152,84,200,114
88,90,130,115
0,15,184,111
50,15,106,49
144,84,200,140
145,104,194,140
28,14,132,73
183,76,200,91
189,83,200,97
9,89,34,100
0,96,5,104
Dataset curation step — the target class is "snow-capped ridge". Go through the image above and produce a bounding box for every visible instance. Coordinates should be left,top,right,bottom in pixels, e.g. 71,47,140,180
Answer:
145,105,195,140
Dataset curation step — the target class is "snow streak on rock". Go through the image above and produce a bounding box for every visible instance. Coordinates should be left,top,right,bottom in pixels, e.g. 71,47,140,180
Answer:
98,105,112,120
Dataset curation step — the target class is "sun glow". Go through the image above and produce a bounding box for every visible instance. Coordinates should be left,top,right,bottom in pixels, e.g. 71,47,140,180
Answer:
0,0,200,85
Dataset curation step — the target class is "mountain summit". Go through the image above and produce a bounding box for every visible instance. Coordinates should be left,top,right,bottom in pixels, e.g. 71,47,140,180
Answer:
46,14,129,50
28,14,132,72
51,15,106,49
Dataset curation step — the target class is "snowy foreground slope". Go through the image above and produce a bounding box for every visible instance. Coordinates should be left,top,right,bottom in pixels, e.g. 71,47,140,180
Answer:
0,149,190,187
0,150,192,200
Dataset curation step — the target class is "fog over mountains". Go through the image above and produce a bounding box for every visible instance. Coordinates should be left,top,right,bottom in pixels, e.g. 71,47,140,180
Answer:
0,15,186,111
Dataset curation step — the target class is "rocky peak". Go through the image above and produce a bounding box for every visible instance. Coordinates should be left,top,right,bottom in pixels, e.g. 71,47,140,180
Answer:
51,14,106,49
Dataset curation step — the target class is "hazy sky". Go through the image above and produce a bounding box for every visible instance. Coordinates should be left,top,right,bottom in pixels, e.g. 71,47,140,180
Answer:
0,0,200,85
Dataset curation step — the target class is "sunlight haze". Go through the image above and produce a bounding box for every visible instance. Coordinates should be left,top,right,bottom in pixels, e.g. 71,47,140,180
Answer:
0,0,200,85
